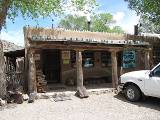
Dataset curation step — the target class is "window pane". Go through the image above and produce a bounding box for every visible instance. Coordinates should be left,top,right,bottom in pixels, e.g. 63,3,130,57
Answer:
83,51,94,68
101,52,111,67
153,66,160,77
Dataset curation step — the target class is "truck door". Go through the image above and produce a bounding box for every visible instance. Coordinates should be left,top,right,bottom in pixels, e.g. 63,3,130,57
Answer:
148,64,160,97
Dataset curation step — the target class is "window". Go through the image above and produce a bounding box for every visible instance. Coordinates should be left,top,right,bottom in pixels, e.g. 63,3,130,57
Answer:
153,65,160,77
70,50,76,67
70,50,94,68
118,52,122,67
153,46,160,65
82,51,94,68
101,52,111,67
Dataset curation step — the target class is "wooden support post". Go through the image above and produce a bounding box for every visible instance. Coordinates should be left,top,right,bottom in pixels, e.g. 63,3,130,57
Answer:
145,50,150,70
28,50,37,94
75,50,89,98
137,50,142,70
28,50,37,103
76,51,83,87
111,51,118,88
0,41,6,99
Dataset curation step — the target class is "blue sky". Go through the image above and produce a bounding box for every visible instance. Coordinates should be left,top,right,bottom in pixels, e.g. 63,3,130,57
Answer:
0,0,139,46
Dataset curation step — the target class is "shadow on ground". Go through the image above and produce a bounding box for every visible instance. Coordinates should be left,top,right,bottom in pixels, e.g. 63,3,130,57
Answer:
47,83,112,92
114,93,160,111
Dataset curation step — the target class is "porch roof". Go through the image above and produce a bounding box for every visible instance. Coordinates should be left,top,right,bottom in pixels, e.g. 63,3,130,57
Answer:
4,48,25,58
25,27,151,47
29,38,149,46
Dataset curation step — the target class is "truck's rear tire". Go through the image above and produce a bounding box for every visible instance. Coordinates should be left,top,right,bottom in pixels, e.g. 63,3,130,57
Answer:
124,85,141,102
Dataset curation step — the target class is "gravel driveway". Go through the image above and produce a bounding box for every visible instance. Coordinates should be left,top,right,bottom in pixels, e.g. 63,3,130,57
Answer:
0,93,160,120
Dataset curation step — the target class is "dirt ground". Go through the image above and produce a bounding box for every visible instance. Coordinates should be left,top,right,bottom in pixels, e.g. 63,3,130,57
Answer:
0,93,160,120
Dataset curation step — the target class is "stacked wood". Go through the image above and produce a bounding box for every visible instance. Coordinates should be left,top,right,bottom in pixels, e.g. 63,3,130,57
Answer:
36,70,47,93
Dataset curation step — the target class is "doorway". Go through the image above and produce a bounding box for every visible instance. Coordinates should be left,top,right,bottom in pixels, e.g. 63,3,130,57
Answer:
42,49,60,84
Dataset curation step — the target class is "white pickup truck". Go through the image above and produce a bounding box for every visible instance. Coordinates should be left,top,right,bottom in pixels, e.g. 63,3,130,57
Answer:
118,63,160,102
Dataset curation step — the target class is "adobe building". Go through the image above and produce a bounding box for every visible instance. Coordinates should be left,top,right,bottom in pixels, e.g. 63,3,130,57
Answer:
23,27,151,94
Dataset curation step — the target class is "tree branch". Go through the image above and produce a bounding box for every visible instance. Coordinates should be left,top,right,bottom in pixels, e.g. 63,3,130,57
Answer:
0,0,10,32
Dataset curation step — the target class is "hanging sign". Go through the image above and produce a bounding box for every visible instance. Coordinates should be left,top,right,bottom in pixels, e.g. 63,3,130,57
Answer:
62,51,70,60
62,51,70,64
122,50,136,68
35,54,40,60
63,59,70,64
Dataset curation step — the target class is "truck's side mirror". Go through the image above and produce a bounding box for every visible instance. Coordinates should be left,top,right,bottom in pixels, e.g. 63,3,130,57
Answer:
149,71,153,77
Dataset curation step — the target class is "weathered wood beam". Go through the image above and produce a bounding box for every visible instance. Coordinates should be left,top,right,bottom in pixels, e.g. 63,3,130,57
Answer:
28,49,37,103
145,50,150,70
0,41,6,99
111,50,118,88
28,50,37,93
0,0,9,31
75,50,89,98
76,50,83,87
29,41,149,52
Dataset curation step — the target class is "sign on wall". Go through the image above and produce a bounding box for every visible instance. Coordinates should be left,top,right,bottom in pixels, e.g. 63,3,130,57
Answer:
122,50,136,68
35,54,40,60
62,51,70,64
62,51,70,59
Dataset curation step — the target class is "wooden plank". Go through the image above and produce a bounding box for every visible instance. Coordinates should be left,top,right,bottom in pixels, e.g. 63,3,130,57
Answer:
76,51,83,87
145,50,150,69
0,40,6,98
75,50,89,98
28,50,37,93
24,27,29,92
28,41,149,52
111,51,118,88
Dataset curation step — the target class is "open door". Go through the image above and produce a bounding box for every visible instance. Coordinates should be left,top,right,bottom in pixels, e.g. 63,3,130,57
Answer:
42,49,60,84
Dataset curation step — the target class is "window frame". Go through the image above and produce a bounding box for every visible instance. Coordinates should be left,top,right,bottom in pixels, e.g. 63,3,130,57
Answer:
101,51,111,67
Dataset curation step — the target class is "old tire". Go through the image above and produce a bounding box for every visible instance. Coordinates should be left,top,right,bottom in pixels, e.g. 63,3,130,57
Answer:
124,85,141,102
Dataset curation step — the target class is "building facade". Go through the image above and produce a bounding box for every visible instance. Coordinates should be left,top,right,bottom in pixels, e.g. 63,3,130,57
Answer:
24,27,151,93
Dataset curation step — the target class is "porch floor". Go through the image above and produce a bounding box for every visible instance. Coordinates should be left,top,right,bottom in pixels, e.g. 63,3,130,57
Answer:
47,83,112,91
37,83,114,99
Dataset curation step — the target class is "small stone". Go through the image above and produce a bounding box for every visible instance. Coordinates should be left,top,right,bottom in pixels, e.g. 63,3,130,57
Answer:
14,92,23,104
0,98,6,106
23,94,29,101
49,98,55,102
75,86,89,98
28,92,37,103
40,94,50,99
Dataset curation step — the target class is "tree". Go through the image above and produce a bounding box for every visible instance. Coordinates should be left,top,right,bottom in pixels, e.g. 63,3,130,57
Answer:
111,26,124,34
0,0,97,98
59,15,88,31
0,0,97,32
91,13,113,32
59,13,124,33
124,0,160,25
139,14,160,34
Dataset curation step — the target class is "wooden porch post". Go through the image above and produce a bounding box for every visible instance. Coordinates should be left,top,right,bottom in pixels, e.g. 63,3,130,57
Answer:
111,50,118,88
0,41,6,99
76,50,83,87
145,50,150,70
28,50,37,94
75,50,89,98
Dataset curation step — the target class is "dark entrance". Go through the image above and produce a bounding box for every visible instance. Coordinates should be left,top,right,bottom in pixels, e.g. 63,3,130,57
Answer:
42,49,60,84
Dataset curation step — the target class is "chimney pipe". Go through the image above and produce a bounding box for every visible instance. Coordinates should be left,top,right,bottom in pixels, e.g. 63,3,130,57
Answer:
134,24,138,35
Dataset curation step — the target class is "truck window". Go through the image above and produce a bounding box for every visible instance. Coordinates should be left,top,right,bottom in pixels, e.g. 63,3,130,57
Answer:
153,65,160,77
